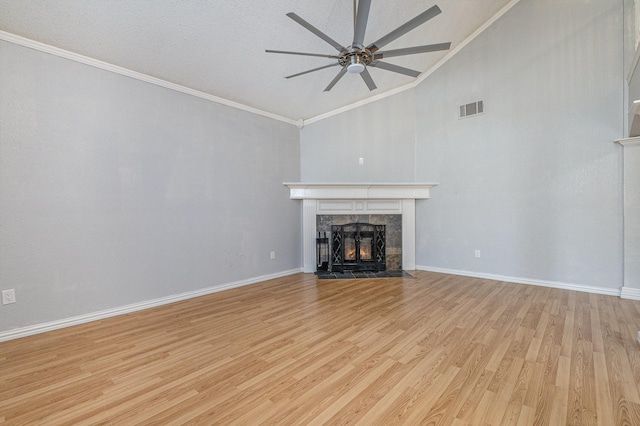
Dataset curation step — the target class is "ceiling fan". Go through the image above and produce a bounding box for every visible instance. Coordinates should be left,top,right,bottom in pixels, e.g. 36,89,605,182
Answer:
266,0,451,92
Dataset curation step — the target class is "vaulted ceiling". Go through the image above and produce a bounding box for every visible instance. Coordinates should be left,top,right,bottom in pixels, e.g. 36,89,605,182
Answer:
0,0,514,121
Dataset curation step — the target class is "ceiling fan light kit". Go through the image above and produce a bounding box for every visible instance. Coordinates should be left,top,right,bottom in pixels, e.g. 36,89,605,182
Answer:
344,50,370,74
347,62,365,74
266,0,451,92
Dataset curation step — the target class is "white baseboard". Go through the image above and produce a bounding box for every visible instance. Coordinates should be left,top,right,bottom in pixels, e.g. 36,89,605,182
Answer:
2,266,624,342
620,286,640,300
416,265,621,297
0,268,302,343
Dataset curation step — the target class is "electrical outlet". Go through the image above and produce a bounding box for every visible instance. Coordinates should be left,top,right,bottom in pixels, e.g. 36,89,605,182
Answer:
358,157,364,165
270,251,276,260
474,250,481,258
2,289,16,305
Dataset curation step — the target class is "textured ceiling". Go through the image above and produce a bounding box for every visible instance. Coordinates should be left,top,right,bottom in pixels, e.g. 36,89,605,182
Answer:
0,0,513,121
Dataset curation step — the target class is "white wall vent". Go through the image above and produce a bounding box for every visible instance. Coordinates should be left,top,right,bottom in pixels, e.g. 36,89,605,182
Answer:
459,100,484,119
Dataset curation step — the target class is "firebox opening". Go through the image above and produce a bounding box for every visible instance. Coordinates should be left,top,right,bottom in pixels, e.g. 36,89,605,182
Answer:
331,222,385,273
316,214,402,273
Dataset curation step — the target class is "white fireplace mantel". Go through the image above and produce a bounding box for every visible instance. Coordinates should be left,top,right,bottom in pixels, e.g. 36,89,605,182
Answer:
284,183,438,273
284,182,436,200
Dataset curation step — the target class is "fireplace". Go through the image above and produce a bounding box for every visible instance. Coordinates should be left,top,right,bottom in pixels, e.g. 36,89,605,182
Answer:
331,223,386,272
317,214,401,272
283,183,438,273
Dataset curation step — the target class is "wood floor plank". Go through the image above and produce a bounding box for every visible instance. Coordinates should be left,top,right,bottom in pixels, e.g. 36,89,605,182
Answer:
593,351,616,426
1,271,640,425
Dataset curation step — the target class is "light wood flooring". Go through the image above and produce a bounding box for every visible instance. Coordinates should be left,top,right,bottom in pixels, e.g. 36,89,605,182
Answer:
2,271,640,425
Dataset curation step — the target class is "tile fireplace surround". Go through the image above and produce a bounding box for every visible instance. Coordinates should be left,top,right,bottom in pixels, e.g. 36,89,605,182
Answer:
284,183,438,273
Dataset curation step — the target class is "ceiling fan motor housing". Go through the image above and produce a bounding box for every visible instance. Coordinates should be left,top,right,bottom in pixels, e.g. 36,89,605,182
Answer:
340,47,372,74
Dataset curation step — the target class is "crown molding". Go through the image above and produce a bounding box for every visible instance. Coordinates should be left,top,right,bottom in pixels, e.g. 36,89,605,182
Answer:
304,0,522,125
303,82,416,125
414,0,521,86
0,30,298,126
615,136,640,146
1,0,521,127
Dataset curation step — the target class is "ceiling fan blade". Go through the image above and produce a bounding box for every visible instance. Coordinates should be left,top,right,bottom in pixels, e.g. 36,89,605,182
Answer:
286,12,344,52
324,67,348,91
373,42,451,59
369,61,421,78
286,63,340,79
367,5,442,53
360,68,377,91
265,49,340,59
352,0,371,49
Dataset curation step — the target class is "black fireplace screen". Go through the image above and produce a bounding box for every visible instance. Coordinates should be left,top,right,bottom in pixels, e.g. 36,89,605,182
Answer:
330,223,385,272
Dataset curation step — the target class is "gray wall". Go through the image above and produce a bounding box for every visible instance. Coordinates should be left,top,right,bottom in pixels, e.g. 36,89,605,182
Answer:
300,0,626,290
0,40,300,332
300,89,416,182
414,0,623,289
624,0,636,136
629,0,640,107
